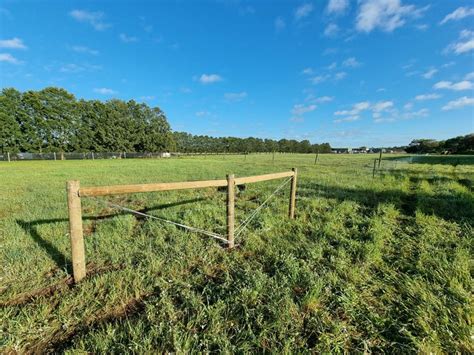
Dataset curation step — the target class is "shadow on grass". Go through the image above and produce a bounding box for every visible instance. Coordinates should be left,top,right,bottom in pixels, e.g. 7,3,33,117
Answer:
15,197,207,270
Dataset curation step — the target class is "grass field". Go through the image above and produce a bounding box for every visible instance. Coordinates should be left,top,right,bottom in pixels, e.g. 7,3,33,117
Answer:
1,154,473,353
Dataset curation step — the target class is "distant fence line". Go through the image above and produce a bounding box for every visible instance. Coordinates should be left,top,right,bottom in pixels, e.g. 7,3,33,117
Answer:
0,151,259,161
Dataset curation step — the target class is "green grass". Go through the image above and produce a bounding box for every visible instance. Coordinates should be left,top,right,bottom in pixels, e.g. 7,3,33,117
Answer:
1,154,473,353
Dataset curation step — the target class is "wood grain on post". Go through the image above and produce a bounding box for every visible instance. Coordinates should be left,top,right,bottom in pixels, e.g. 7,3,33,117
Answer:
226,174,235,248
67,180,86,283
289,168,297,219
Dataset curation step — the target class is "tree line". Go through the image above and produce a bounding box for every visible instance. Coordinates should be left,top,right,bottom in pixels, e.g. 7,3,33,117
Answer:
404,135,474,155
0,87,332,154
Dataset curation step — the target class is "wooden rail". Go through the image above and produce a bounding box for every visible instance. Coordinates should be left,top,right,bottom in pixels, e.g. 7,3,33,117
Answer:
67,169,297,283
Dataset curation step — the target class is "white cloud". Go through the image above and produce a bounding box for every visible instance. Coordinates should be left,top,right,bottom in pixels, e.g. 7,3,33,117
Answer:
311,74,330,84
404,102,413,110
334,115,360,123
415,93,441,101
301,67,314,75
324,23,339,37
356,0,429,33
71,45,98,55
334,71,347,80
275,16,286,31
93,87,117,95
119,33,138,43
327,62,337,70
292,103,317,115
139,95,155,101
442,96,474,110
295,3,314,21
422,68,438,79
69,9,110,31
314,96,334,103
224,92,247,102
440,7,474,25
195,111,210,117
0,53,21,64
198,74,222,84
445,29,474,55
0,37,26,49
59,63,101,73
342,57,361,67
372,100,394,112
434,80,472,91
327,0,349,14
465,72,474,81
403,108,429,119
335,101,370,116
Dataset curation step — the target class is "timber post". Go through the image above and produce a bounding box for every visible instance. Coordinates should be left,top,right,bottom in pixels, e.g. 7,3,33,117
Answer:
378,150,382,168
373,159,377,178
67,180,86,283
289,168,297,219
226,174,235,248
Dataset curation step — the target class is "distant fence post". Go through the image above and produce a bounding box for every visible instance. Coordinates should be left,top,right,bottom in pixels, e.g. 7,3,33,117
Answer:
226,174,235,248
67,180,86,283
378,150,382,168
289,168,297,219
314,151,319,165
373,159,377,178
7,152,10,162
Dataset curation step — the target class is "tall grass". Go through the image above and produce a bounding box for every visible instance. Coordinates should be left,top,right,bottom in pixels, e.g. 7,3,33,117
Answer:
0,154,472,352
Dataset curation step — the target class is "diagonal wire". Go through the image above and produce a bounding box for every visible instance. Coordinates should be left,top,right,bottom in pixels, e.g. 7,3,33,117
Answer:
90,198,229,244
235,177,292,238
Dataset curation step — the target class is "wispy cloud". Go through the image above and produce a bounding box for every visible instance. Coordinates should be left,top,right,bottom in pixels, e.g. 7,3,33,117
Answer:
294,3,313,21
119,33,138,43
434,80,472,91
444,29,474,55
224,92,247,102
0,37,27,49
442,96,474,110
440,7,474,25
334,71,347,80
93,87,117,95
324,23,339,37
356,0,429,33
71,45,98,55
195,111,210,117
327,0,349,15
0,53,21,64
139,95,155,101
422,68,438,79
465,72,474,81
274,16,286,32
415,93,441,101
342,57,361,67
301,67,314,75
69,9,111,31
198,74,222,84
291,103,316,122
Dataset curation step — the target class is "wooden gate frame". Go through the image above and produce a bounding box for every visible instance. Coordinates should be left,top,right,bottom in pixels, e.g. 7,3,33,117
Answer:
67,168,297,283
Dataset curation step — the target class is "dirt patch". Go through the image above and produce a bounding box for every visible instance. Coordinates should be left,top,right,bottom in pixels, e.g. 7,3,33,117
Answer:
25,291,155,353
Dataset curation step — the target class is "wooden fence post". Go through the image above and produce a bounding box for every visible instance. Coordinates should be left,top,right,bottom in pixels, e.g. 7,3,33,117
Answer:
67,180,86,282
373,159,377,178
378,150,382,168
226,174,235,248
289,168,297,219
314,151,319,165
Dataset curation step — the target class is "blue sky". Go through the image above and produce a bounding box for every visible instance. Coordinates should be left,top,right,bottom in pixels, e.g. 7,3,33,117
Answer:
1,0,473,147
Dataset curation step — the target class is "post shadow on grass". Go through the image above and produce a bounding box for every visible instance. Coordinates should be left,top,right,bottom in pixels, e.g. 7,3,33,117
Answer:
299,179,474,224
15,197,207,271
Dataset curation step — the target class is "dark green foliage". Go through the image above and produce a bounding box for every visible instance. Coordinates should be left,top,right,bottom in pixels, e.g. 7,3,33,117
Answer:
173,132,332,154
0,88,175,153
406,135,474,155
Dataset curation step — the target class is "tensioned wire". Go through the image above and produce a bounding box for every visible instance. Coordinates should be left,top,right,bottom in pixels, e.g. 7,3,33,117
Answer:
87,176,293,244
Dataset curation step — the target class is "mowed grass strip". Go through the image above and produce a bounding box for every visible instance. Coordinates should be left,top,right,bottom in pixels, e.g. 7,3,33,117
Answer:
0,154,472,353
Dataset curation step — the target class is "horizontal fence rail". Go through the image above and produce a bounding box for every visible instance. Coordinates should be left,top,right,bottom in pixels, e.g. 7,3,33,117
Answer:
67,169,298,283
